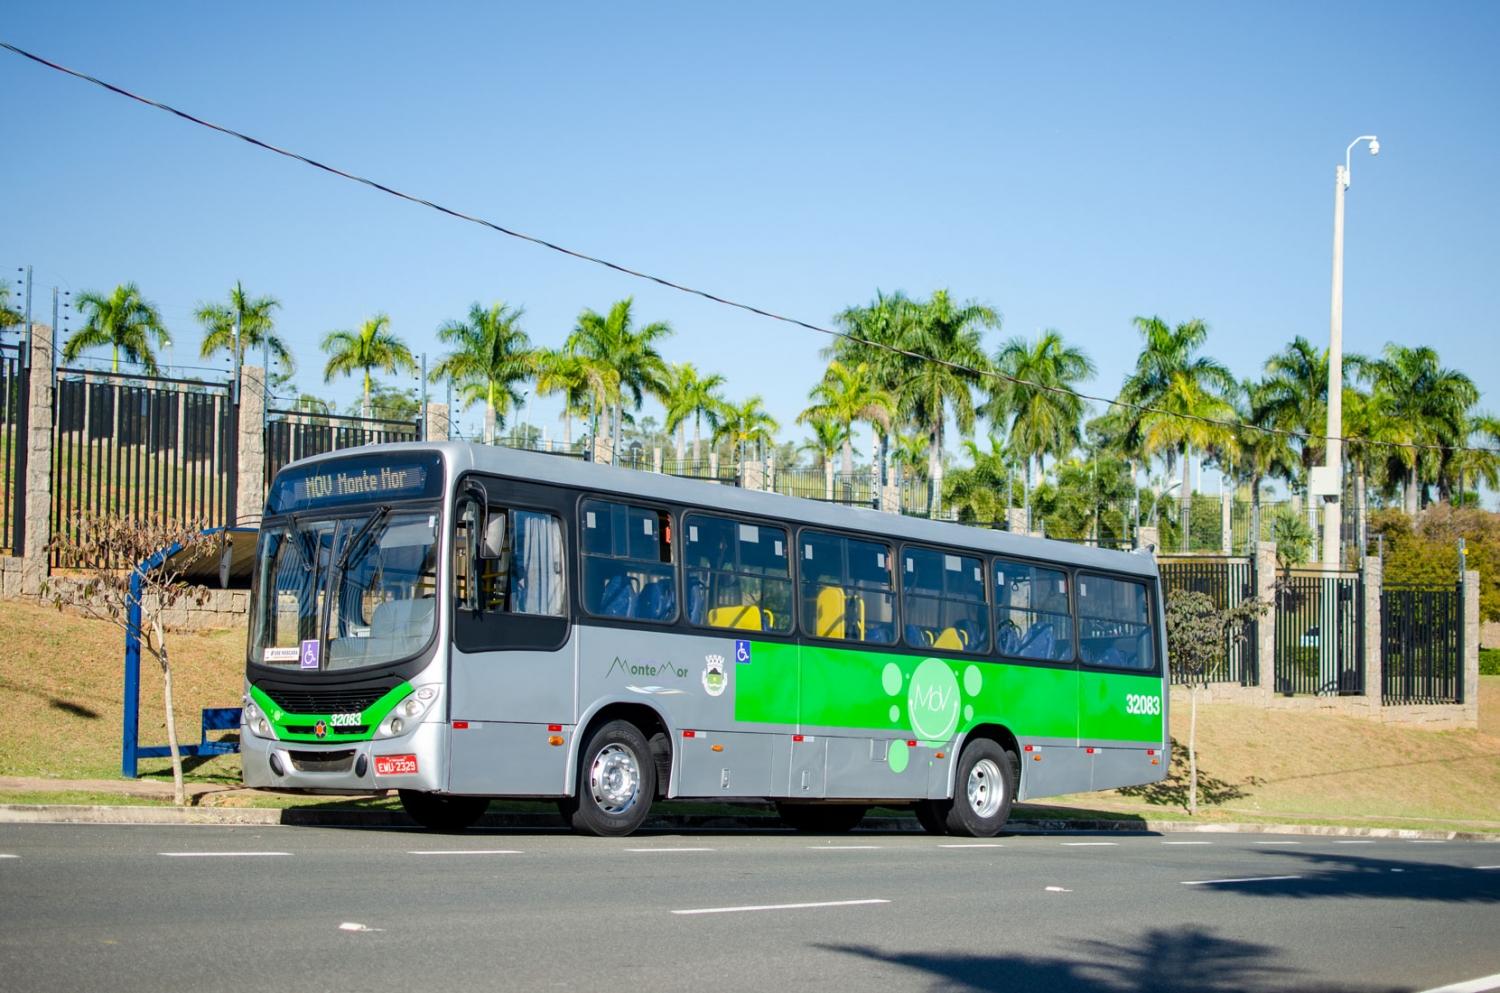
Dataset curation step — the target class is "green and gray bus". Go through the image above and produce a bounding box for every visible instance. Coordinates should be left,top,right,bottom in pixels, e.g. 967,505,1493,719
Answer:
241,441,1167,836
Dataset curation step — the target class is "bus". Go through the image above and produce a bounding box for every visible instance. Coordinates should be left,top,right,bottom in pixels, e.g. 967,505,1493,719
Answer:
241,441,1168,837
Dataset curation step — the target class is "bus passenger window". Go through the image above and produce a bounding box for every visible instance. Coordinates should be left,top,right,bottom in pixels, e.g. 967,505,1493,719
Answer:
902,547,989,654
453,504,565,618
580,499,676,623
798,531,895,644
1078,574,1153,670
683,514,792,634
994,560,1073,662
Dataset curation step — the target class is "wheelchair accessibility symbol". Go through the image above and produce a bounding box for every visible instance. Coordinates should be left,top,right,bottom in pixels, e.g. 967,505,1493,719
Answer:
735,640,752,664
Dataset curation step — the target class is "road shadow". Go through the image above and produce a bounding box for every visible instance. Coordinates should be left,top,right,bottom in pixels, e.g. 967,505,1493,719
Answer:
821,924,1405,993
1114,737,1261,811
1188,848,1500,904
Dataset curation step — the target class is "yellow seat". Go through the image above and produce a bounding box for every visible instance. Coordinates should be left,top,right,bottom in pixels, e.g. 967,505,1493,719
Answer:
707,604,764,631
933,626,964,651
816,586,845,640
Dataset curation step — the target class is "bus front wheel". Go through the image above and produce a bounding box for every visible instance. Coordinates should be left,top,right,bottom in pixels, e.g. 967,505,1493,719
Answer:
398,790,490,832
944,739,1016,838
564,719,657,837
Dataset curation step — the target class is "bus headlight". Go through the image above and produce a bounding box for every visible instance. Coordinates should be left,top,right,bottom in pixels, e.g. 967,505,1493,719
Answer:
242,697,277,740
376,684,439,739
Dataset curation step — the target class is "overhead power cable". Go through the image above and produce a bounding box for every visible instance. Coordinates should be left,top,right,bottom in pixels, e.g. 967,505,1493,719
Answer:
4,39,1496,458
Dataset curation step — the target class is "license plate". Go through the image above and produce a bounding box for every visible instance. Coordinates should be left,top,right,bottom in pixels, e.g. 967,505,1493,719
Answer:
374,754,419,776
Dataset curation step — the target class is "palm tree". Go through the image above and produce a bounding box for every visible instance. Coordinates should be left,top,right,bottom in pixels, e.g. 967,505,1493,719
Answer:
1356,344,1477,515
195,282,293,373
713,396,779,462
661,362,727,462
1119,316,1235,551
798,360,893,476
799,416,848,500
322,314,417,418
942,435,1014,525
0,285,21,331
897,290,998,513
1239,379,1298,552
534,347,619,451
566,298,671,455
65,283,170,373
989,331,1095,527
829,290,915,477
429,302,536,444
1256,336,1329,534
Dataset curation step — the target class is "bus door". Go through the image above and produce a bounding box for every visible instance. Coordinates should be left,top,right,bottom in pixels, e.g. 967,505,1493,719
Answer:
447,479,573,795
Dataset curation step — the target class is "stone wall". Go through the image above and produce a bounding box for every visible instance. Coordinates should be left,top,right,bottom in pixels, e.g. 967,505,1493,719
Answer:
1482,620,1499,650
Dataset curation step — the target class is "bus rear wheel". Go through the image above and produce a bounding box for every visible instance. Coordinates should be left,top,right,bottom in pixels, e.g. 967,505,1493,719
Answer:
564,719,657,837
775,802,868,833
944,739,1016,838
398,790,490,832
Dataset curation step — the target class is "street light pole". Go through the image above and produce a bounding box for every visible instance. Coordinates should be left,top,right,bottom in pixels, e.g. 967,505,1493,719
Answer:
1314,134,1379,568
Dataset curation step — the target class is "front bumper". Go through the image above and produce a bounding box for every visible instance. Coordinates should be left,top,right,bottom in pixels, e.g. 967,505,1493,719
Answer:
240,718,447,793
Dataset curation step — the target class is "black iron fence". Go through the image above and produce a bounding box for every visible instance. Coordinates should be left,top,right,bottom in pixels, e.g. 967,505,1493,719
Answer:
1273,569,1364,696
773,465,874,504
1,343,26,555
1158,556,1259,685
50,368,236,565
1381,583,1464,705
264,409,420,486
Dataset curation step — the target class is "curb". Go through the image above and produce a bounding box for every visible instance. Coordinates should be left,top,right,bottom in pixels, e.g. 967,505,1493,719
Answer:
1,804,1496,840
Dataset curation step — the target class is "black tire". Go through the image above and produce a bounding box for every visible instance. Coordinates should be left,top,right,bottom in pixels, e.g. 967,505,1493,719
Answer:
775,802,868,833
944,738,1017,838
566,719,656,837
913,799,951,835
398,790,490,832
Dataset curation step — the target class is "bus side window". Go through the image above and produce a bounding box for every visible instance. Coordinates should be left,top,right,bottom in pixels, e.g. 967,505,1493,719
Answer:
902,546,989,654
994,559,1073,662
1078,574,1153,670
798,530,894,644
580,498,676,623
683,513,792,634
454,502,565,618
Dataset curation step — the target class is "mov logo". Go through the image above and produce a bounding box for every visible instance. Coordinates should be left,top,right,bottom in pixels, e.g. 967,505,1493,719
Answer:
906,658,960,741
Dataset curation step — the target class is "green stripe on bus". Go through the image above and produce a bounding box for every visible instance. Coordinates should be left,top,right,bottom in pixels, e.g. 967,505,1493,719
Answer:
249,681,413,743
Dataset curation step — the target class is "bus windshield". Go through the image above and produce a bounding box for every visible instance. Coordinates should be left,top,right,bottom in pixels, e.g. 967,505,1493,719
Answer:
250,507,441,672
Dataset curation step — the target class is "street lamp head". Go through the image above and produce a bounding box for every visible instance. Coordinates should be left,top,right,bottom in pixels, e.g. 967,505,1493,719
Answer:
1368,137,1380,156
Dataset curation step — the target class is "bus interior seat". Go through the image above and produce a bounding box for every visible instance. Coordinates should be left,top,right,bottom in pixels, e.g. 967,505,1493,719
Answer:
635,577,676,620
1017,622,1055,660
864,621,894,644
815,586,846,640
686,575,707,625
904,624,933,647
707,604,762,631
599,573,636,617
954,618,982,652
932,626,965,651
997,621,1021,655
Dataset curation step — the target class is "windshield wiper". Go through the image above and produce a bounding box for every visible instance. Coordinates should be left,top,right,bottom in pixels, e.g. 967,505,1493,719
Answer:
336,505,391,572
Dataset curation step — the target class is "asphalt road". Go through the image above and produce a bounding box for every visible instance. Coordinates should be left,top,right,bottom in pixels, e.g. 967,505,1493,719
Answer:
0,824,1496,993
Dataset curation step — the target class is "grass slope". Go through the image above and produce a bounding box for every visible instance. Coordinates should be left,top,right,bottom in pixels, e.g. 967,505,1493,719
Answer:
0,599,1496,828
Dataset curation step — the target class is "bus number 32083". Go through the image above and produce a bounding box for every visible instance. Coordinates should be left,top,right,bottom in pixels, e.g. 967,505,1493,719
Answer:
1125,694,1162,716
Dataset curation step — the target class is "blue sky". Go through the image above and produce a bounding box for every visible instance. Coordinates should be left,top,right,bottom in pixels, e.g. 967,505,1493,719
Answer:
3,2,1497,473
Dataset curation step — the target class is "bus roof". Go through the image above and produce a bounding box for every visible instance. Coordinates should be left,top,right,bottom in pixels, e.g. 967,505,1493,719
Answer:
286,440,1159,579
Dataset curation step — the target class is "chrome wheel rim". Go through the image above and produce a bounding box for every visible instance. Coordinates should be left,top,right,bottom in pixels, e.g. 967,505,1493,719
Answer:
966,758,1004,819
589,743,641,815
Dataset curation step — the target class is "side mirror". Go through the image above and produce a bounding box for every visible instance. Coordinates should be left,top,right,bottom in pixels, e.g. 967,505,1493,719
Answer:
480,512,507,559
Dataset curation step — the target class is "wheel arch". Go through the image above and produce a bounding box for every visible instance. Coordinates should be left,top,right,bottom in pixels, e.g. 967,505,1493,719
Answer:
566,699,673,798
945,723,1021,798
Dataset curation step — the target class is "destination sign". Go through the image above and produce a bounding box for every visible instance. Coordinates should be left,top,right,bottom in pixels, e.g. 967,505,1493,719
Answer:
267,453,443,513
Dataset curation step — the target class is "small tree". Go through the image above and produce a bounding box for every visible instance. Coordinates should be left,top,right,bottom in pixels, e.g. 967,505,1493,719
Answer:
1164,588,1267,815
43,516,218,806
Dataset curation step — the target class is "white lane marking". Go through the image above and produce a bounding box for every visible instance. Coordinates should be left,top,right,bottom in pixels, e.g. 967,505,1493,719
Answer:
672,898,889,916
407,849,522,856
806,845,882,850
1044,886,1072,892
626,847,715,853
1476,865,1500,870
1255,841,1299,845
0,854,18,859
1333,840,1374,845
1413,972,1500,993
1181,874,1302,886
1406,839,1448,844
1061,842,1118,847
939,843,1004,848
160,851,290,858
339,922,383,933
1162,841,1213,846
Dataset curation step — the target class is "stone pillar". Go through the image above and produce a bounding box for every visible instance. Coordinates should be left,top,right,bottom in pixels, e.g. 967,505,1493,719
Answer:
1362,555,1383,708
652,447,663,474
1255,541,1278,702
1220,488,1232,555
1463,570,1480,724
740,458,765,491
1006,507,1029,535
1135,525,1160,552
765,450,775,491
708,452,719,478
879,484,900,514
592,431,613,465
21,323,54,592
424,401,450,443
236,365,266,526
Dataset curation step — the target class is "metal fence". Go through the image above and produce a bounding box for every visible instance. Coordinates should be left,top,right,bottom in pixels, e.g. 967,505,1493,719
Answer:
773,465,874,504
264,409,421,486
1158,556,1259,685
50,368,236,565
0,343,26,555
1381,582,1464,705
1273,569,1364,696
